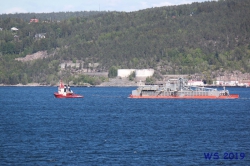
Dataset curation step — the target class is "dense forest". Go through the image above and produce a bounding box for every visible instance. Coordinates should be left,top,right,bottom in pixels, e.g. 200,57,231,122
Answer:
0,0,250,85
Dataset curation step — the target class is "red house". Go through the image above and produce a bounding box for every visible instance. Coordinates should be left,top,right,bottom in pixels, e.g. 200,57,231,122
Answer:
30,19,39,23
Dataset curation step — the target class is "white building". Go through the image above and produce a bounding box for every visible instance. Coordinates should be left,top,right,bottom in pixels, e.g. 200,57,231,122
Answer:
11,27,18,31
224,81,238,86
188,80,204,86
35,33,46,39
213,81,239,86
60,62,80,69
88,63,99,68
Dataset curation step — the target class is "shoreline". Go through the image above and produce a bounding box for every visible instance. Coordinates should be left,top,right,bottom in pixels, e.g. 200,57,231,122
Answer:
0,83,137,87
0,84,248,88
0,83,58,87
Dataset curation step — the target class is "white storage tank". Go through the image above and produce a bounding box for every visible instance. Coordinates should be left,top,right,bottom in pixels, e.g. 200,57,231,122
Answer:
135,69,154,77
117,69,136,78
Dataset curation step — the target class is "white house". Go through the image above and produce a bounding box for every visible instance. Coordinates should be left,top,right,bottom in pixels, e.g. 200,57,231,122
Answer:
188,80,204,86
213,81,239,86
35,33,46,39
11,27,18,31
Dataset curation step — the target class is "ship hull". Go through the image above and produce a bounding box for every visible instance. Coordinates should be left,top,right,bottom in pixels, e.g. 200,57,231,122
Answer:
54,93,83,98
129,94,239,99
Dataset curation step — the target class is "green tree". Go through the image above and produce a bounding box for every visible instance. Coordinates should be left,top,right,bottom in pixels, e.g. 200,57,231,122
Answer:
145,76,154,84
128,71,135,81
20,73,28,85
108,66,118,78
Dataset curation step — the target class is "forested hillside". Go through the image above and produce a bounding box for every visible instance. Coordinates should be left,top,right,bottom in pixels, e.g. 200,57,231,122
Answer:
0,11,106,22
0,0,250,85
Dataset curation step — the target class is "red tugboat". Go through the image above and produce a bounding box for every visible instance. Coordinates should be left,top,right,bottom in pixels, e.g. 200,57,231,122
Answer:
129,78,239,99
54,80,83,98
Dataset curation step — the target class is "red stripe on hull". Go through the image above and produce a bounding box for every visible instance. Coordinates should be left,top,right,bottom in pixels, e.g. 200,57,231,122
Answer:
54,93,83,98
129,94,239,99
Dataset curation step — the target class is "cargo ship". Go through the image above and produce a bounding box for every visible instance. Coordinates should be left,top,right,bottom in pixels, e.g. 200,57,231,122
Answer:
54,80,83,98
129,78,239,99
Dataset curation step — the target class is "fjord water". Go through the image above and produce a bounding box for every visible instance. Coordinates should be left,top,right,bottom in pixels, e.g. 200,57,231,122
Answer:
0,87,249,165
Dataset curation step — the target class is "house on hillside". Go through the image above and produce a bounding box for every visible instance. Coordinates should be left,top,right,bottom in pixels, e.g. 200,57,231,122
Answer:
35,33,46,39
88,63,99,68
11,27,18,31
60,62,81,69
30,19,39,23
14,35,19,42
188,80,204,86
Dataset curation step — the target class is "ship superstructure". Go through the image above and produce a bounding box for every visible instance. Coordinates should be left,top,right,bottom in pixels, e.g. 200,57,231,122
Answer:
130,78,239,99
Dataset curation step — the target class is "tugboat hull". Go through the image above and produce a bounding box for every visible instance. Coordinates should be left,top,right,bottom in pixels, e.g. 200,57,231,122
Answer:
54,93,83,98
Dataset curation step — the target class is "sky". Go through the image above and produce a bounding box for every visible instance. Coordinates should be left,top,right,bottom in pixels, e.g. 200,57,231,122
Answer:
0,0,211,14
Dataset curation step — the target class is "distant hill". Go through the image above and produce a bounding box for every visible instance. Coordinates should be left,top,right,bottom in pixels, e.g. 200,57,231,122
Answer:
0,0,250,85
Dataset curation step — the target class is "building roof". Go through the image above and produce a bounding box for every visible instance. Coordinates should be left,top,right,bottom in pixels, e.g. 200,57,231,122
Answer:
11,27,18,31
30,19,39,23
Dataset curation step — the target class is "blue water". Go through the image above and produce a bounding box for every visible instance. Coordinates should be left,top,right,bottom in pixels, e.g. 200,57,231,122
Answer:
0,87,249,165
